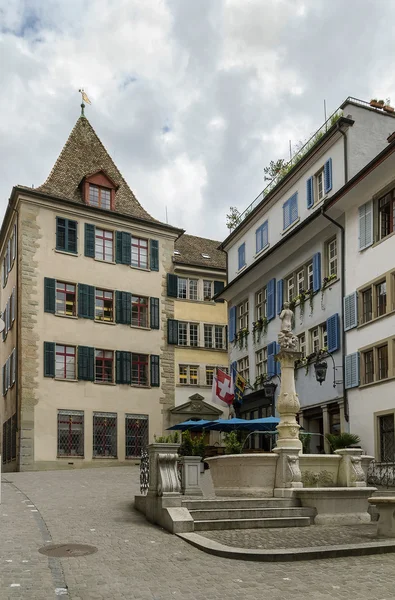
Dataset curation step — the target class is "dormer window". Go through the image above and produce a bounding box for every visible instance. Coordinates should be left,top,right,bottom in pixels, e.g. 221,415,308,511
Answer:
82,170,118,211
89,184,111,210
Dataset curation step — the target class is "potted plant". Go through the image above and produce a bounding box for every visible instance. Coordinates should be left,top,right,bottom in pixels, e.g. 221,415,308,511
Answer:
370,99,382,108
325,432,361,452
384,105,394,113
378,99,385,107
223,431,243,454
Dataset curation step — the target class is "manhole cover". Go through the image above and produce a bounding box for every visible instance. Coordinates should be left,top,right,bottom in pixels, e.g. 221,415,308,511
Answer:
38,544,98,558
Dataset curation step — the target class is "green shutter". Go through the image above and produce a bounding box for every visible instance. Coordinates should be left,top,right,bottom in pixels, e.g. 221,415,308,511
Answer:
116,231,131,265
67,220,78,253
44,278,56,313
150,297,160,329
115,291,131,324
167,274,178,297
78,284,95,319
116,351,131,384
214,280,225,303
44,342,55,377
78,346,94,381
150,240,159,271
150,355,160,387
167,319,179,344
84,224,95,257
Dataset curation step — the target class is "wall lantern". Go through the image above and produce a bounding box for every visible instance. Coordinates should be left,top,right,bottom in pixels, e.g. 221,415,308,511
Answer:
314,360,328,385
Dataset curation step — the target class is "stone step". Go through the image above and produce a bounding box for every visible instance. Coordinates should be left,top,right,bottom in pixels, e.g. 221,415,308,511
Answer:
182,498,299,510
193,516,311,531
189,507,313,521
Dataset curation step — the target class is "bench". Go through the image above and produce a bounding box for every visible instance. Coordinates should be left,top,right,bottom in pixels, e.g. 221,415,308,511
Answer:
368,497,395,537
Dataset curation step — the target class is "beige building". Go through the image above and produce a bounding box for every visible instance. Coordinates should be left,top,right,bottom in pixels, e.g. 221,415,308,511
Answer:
166,235,229,415
0,113,182,471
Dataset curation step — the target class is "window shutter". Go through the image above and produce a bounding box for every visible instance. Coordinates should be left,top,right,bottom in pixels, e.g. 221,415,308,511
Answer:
150,355,160,387
167,273,178,298
306,176,314,208
44,342,55,377
115,231,131,264
276,342,281,376
78,284,95,319
283,199,290,230
358,201,373,250
115,291,131,325
1,312,5,342
116,351,131,384
324,158,333,194
214,280,225,303
11,287,15,323
78,346,94,381
238,243,246,270
267,342,277,377
312,252,321,292
345,352,360,389
326,313,340,353
11,349,16,384
277,280,283,314
6,356,10,390
67,220,78,253
231,361,237,381
150,297,160,329
56,217,64,251
290,193,298,223
2,364,6,396
229,306,236,342
84,224,95,258
167,319,179,344
344,292,358,330
44,277,56,313
267,278,276,320
150,240,159,271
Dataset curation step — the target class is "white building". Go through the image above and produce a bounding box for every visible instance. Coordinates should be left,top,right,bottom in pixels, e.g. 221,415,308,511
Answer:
217,97,395,453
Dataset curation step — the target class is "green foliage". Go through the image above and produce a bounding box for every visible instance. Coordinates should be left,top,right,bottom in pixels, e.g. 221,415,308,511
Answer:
325,432,361,452
299,432,312,454
226,206,242,230
302,470,334,487
224,431,243,454
179,430,206,459
154,432,180,444
264,159,287,183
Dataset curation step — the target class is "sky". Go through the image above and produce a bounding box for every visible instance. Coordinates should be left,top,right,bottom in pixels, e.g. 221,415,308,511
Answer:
1,0,395,241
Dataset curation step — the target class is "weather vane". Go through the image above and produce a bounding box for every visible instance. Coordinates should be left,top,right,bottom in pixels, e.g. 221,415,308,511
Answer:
79,88,91,117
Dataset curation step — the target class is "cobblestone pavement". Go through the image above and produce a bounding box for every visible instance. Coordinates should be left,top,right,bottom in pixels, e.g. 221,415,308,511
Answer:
2,467,395,600
200,523,381,549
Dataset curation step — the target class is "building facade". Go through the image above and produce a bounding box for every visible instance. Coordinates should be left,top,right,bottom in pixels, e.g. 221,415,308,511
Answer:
217,97,395,453
166,234,229,415
0,114,182,471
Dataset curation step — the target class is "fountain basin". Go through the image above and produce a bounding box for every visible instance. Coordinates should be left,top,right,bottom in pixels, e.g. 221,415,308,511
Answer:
206,454,278,497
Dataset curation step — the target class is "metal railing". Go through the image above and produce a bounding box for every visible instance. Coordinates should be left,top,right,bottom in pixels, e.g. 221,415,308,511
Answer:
140,449,149,495
367,459,395,488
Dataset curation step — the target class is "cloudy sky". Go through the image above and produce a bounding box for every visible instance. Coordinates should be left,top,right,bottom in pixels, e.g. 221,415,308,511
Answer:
1,0,395,240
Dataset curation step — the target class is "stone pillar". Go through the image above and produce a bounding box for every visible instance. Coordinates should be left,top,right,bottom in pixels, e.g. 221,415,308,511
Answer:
273,350,302,451
322,405,331,454
147,443,181,497
180,456,203,496
338,400,346,433
336,448,372,487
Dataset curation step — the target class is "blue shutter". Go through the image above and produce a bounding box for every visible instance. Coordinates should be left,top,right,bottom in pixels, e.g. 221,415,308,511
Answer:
150,240,159,271
290,193,298,224
344,292,358,330
358,201,373,250
84,224,95,258
326,314,340,353
229,306,236,342
256,222,268,254
238,243,246,270
267,278,276,321
306,176,314,208
276,342,281,375
231,361,237,382
277,280,283,314
324,158,333,193
312,252,321,293
167,274,178,298
345,352,360,389
283,199,290,230
267,342,276,377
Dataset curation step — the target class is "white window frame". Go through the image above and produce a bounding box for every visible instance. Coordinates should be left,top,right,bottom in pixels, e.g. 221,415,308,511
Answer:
256,347,267,377
237,356,249,381
326,237,338,277
179,364,199,385
255,287,267,320
237,300,249,331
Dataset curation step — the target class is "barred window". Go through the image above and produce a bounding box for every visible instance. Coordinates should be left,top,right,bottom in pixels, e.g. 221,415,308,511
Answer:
125,414,148,458
55,345,76,380
57,410,84,457
93,412,117,457
379,413,394,462
95,349,114,383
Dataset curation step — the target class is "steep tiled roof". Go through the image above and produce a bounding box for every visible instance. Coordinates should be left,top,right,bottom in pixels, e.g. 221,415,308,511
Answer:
37,116,156,222
174,234,226,271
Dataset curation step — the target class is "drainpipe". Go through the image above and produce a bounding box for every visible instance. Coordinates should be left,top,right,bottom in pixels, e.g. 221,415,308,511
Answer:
337,122,348,183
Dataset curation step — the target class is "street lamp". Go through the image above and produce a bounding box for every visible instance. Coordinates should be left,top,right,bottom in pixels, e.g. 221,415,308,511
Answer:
262,380,277,400
313,352,342,388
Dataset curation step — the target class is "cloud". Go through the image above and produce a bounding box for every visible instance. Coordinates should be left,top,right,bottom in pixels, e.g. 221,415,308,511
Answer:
0,0,395,241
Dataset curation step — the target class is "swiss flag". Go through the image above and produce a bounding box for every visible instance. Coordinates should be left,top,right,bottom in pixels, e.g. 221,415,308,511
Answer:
212,369,234,407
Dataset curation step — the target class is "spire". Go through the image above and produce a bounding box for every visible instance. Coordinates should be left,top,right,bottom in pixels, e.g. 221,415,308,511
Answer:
78,88,91,118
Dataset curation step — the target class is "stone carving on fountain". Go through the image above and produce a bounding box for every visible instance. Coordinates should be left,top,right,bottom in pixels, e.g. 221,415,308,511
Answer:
278,302,298,351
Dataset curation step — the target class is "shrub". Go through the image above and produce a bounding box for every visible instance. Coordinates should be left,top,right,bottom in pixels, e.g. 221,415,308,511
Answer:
325,433,361,452
224,431,243,454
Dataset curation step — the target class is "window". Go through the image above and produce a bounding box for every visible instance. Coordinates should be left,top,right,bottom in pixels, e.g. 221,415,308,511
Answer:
131,237,148,269
95,289,114,322
237,356,249,381
55,282,76,317
362,288,372,324
132,353,149,386
307,262,314,291
204,324,213,348
360,277,389,324
178,322,199,347
95,228,113,262
286,276,295,303
256,347,267,377
376,281,387,317
203,325,226,349
93,412,117,457
57,410,84,456
95,349,114,383
298,333,306,357
325,237,337,277
2,414,16,464
189,323,199,346
363,349,374,384
55,344,76,380
378,191,395,241
131,296,149,328
177,278,198,300
125,415,148,458
237,300,249,331
56,218,77,254
316,169,324,202
238,243,246,270
206,366,215,386
203,280,213,301
256,222,268,254
88,184,111,210
378,345,388,380
296,269,304,295
179,365,198,385
255,287,267,320
285,260,315,304
309,324,327,354
361,342,389,385
379,414,395,462
283,193,298,230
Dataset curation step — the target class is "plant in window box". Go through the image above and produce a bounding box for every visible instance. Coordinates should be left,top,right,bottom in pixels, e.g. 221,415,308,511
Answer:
305,288,314,315
378,99,385,107
234,327,249,350
252,317,268,344
370,99,382,108
254,373,269,389
384,105,394,113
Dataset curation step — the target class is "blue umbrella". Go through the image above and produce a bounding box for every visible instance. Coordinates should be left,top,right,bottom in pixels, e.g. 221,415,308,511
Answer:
201,418,251,432
167,419,212,431
244,417,280,431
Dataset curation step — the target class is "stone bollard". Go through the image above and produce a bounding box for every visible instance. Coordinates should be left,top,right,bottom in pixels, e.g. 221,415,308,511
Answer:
179,456,203,496
147,443,181,497
368,497,395,537
336,449,374,487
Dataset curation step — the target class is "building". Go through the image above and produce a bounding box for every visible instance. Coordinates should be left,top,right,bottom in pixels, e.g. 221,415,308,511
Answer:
165,234,229,416
324,133,395,460
217,97,395,453
0,112,183,471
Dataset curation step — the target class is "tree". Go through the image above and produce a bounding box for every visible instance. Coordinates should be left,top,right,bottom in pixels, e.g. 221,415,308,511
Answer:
226,206,241,230
264,159,287,183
